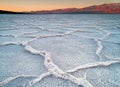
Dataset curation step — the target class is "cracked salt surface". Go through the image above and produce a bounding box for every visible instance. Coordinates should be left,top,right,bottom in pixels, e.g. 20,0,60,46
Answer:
0,14,120,87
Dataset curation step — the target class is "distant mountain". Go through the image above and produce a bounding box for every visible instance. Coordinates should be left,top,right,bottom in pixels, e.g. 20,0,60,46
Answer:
0,3,120,14
0,10,26,14
30,3,120,14
30,8,81,14
81,3,120,14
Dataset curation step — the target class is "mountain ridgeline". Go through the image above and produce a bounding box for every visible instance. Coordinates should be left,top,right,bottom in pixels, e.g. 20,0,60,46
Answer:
0,3,120,14
30,3,120,14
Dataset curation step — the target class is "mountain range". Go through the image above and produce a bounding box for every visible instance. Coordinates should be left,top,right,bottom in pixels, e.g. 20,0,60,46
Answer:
0,3,120,14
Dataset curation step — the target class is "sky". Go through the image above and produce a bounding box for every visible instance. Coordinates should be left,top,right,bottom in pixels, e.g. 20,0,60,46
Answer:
0,0,120,12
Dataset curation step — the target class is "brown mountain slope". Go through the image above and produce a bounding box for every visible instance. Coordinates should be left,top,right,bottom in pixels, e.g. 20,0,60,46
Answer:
81,3,120,14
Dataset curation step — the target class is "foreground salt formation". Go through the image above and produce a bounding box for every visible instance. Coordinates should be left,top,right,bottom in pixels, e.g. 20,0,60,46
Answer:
24,45,93,87
0,30,119,87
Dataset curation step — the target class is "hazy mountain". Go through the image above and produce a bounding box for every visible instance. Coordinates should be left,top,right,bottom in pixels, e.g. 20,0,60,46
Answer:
0,3,120,14
30,3,120,14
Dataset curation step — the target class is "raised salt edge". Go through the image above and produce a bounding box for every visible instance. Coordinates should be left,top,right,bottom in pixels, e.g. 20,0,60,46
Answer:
0,75,38,86
95,30,111,60
67,60,120,73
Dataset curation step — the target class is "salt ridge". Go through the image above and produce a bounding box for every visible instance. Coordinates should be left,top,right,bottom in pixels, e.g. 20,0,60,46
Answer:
0,34,16,38
95,39,103,58
0,31,40,38
95,30,111,60
0,75,38,87
67,60,120,73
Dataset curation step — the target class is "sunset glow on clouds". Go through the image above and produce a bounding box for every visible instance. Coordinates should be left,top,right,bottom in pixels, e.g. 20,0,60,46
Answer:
0,0,120,12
